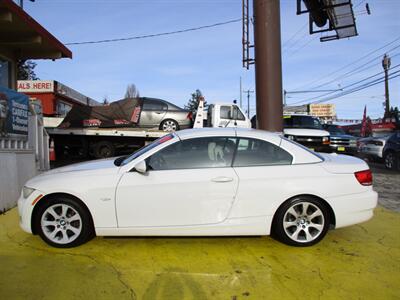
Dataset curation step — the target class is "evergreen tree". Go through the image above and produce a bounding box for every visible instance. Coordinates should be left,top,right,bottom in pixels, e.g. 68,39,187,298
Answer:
184,89,206,114
17,60,39,80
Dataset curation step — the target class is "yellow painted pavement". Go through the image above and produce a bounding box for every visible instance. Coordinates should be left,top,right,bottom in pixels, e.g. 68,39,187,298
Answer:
0,207,399,300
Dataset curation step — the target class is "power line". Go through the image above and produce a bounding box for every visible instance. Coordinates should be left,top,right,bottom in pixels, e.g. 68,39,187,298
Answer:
309,45,400,90
284,35,319,60
310,71,400,104
65,18,241,45
292,36,400,90
282,22,308,50
290,64,400,105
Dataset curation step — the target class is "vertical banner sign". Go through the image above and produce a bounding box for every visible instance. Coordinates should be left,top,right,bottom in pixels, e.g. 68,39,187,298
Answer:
0,86,29,136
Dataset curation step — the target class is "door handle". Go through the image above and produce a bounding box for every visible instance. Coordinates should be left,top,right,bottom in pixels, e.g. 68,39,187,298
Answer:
211,176,233,183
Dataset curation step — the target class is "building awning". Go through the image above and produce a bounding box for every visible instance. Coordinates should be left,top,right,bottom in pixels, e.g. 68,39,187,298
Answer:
0,0,72,59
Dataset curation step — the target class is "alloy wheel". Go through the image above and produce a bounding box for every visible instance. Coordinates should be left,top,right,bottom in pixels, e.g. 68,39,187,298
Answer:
162,120,177,131
283,201,325,243
385,152,394,169
40,203,82,244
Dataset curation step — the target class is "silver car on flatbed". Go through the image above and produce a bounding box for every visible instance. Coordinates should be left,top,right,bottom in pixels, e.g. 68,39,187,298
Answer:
139,98,192,131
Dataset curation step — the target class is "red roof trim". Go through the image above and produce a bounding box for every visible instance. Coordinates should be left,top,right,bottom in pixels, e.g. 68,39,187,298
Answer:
2,0,72,59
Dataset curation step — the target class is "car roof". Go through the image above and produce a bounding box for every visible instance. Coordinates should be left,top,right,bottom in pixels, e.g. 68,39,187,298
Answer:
174,127,282,143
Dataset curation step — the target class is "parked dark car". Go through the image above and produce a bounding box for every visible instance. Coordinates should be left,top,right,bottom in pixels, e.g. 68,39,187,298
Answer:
323,124,357,155
382,131,400,170
139,98,192,131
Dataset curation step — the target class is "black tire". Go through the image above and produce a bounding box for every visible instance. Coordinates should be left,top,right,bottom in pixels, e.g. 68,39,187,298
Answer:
93,141,115,158
33,196,95,248
384,151,397,170
159,119,179,132
272,196,330,247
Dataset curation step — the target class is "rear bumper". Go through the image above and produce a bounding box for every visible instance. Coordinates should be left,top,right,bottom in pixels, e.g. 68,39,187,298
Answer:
327,190,378,229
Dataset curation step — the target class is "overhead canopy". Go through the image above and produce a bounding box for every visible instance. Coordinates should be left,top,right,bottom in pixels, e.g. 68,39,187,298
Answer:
0,0,72,59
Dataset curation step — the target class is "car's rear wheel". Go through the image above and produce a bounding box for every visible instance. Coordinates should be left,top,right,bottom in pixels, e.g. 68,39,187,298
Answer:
160,119,179,132
272,197,330,247
384,151,397,170
34,196,94,248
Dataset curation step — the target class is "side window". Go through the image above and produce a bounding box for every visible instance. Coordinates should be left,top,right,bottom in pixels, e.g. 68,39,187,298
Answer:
232,106,245,121
143,100,166,111
220,106,231,119
233,138,292,167
147,137,237,170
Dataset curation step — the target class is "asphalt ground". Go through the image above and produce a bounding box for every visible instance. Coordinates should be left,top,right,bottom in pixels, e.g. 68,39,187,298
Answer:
1,166,400,299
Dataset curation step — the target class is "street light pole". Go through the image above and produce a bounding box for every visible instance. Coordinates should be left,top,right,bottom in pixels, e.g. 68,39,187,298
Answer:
253,0,283,131
382,54,391,117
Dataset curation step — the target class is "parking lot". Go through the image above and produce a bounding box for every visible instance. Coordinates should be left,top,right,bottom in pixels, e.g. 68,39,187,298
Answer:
0,165,398,300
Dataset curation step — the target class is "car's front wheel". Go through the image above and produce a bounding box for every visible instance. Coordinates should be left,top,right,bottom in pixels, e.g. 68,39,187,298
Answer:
272,197,330,247
34,196,94,248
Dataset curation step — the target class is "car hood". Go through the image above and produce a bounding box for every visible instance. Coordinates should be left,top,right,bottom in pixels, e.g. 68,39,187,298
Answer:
25,157,120,190
283,128,330,137
46,157,118,175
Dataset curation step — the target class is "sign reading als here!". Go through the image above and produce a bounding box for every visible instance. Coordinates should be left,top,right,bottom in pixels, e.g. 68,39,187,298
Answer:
0,86,29,136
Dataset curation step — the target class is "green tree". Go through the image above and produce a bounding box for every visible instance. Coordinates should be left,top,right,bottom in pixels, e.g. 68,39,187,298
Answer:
184,89,206,114
17,60,39,80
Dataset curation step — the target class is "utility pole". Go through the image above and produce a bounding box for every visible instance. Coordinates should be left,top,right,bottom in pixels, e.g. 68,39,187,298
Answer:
243,89,254,118
382,54,391,117
240,77,243,108
253,0,283,131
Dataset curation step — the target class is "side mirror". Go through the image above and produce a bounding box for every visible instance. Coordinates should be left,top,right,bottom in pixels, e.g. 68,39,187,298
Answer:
134,160,147,174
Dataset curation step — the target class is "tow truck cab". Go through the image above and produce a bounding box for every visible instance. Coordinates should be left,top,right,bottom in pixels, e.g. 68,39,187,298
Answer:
206,104,251,128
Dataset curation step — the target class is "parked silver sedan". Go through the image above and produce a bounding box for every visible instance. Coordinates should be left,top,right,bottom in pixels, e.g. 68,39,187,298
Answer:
358,135,390,161
139,98,192,131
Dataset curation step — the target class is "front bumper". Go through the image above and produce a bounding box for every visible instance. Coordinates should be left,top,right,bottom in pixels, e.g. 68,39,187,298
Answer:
330,144,358,154
17,189,45,234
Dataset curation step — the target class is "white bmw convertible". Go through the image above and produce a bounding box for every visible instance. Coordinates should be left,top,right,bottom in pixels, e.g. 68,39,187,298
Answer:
18,128,377,248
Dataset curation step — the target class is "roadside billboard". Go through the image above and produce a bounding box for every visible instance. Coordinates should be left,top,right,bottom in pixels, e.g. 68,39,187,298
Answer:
309,104,336,118
0,86,29,136
17,80,54,93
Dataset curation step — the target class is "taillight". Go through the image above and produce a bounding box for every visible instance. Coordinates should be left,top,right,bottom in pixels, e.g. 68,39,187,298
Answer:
354,170,373,186
187,112,193,120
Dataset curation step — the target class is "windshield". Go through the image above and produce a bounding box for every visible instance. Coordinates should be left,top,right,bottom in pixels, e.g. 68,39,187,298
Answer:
283,115,323,130
119,134,175,166
325,125,346,135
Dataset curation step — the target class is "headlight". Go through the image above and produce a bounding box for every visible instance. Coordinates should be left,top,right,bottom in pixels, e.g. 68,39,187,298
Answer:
287,135,295,140
23,186,35,199
322,136,330,145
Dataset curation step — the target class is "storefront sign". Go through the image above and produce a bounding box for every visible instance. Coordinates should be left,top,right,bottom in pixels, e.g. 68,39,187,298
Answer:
0,86,29,136
17,80,54,93
309,104,336,117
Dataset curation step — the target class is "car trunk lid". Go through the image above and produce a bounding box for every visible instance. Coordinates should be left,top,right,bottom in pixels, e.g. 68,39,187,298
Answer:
319,153,370,174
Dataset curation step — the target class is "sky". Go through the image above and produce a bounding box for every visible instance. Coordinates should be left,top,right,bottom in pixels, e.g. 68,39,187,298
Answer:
21,0,400,120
